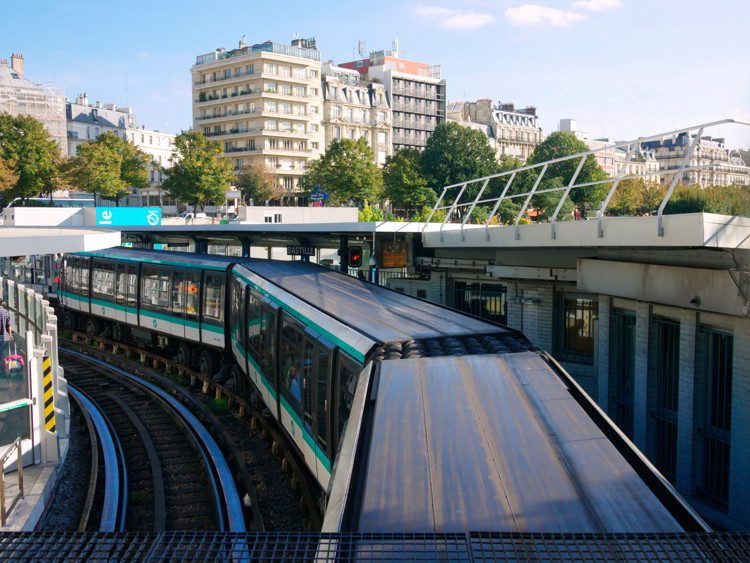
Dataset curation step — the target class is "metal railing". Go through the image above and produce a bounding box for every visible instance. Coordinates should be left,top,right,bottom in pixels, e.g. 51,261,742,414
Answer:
0,438,24,526
422,118,750,241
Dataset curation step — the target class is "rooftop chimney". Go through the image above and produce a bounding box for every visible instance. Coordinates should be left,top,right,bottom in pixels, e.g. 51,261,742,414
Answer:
10,53,24,76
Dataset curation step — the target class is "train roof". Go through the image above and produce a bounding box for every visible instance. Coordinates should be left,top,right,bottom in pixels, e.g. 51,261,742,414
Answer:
239,259,504,343
79,248,234,271
349,353,683,533
80,248,504,344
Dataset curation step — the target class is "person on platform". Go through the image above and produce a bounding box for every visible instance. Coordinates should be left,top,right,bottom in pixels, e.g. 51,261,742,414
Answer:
0,297,13,367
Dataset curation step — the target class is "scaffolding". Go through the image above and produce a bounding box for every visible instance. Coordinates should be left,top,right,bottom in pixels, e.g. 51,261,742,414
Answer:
0,62,66,153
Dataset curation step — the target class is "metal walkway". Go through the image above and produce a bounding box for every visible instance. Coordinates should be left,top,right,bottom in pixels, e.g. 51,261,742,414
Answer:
1,532,748,561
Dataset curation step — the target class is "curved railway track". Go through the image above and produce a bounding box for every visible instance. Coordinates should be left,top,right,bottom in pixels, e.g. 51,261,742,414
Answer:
61,349,247,532
62,331,321,530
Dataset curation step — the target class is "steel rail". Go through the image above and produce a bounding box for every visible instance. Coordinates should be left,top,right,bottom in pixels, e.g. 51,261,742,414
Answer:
68,385,127,532
67,390,100,532
62,348,247,533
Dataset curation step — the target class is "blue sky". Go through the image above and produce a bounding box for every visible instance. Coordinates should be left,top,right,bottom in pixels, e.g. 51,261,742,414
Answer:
3,0,748,148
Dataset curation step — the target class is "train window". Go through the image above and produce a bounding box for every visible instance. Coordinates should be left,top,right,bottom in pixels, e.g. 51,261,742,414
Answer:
316,343,332,449
337,354,361,439
203,273,225,322
247,288,262,361
280,317,305,414
302,338,314,431
92,260,115,300
230,277,244,346
260,300,277,379
141,265,171,310
79,257,90,294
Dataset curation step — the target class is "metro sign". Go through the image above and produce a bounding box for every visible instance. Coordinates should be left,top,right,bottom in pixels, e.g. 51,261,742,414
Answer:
287,245,316,256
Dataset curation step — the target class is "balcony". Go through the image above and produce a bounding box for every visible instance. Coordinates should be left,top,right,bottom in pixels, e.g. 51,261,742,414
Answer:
196,108,260,121
195,89,259,105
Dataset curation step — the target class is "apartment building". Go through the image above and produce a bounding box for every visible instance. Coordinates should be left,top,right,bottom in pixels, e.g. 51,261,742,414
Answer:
321,63,391,164
125,126,177,206
339,48,445,151
448,99,543,162
560,119,661,183
642,133,750,187
66,93,136,156
192,38,324,196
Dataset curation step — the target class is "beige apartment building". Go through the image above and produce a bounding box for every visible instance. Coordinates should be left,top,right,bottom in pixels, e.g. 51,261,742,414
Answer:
321,63,392,165
448,99,542,162
192,38,324,195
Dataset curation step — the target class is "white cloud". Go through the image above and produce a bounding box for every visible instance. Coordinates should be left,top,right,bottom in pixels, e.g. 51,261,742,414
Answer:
571,0,622,11
414,6,495,29
504,4,585,27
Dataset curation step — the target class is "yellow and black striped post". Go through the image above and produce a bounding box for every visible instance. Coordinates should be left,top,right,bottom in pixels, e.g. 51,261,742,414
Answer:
42,355,56,433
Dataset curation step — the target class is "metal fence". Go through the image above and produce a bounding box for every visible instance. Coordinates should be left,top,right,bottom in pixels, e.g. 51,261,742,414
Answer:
423,118,750,241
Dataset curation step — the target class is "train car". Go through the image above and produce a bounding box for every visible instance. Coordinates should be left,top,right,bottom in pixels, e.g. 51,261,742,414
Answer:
58,248,709,534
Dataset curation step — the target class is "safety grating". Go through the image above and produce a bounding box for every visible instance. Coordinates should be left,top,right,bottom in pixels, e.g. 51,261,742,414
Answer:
1,532,749,561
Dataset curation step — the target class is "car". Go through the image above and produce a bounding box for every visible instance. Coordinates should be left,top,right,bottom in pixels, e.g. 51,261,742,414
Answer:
180,212,208,221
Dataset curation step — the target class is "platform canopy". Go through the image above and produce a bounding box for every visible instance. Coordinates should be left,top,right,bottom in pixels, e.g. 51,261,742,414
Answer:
0,227,120,257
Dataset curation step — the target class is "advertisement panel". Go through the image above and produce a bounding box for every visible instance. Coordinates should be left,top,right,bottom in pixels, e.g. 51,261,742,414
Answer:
95,207,162,227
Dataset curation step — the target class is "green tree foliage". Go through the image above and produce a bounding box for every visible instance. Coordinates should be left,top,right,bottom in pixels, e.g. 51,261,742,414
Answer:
300,138,383,205
664,184,749,216
95,131,150,189
162,131,234,211
358,201,385,221
235,164,283,204
0,156,19,193
66,142,128,201
66,131,151,203
527,131,608,209
383,148,435,217
421,122,498,200
0,114,61,201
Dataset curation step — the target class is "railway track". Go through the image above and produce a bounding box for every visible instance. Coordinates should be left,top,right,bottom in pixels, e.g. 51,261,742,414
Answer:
60,349,247,532
61,331,321,530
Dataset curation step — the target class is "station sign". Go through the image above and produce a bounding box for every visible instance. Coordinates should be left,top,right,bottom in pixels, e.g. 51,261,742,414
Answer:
95,207,162,227
287,245,316,257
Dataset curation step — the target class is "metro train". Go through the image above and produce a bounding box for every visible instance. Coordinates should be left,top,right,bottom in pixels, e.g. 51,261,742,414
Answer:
59,248,709,533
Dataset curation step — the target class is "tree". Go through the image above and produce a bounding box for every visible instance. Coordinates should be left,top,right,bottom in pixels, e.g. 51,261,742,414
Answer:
66,142,129,201
421,122,498,201
0,156,19,195
95,131,151,189
383,148,435,218
300,138,383,206
235,164,282,205
527,131,608,210
162,131,234,211
0,114,61,201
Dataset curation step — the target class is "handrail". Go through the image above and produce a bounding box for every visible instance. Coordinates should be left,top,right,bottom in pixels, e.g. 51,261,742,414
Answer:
421,118,750,239
0,437,24,527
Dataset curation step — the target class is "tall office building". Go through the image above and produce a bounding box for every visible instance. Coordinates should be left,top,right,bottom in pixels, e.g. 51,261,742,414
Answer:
339,47,445,151
192,38,324,197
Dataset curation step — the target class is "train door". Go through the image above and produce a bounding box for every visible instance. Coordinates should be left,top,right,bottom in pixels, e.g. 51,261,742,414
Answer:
333,353,361,453
114,263,128,323
124,264,138,325
200,271,225,348
170,270,188,339
314,337,334,481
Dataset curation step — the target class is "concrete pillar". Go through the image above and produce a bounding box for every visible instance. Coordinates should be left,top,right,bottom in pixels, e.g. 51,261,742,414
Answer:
596,296,611,409
632,303,651,451
241,239,251,259
194,239,208,254
675,311,696,495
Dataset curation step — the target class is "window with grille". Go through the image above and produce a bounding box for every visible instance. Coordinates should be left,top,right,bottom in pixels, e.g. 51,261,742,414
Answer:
699,327,733,507
557,296,598,362
651,318,679,482
450,281,506,324
610,309,636,438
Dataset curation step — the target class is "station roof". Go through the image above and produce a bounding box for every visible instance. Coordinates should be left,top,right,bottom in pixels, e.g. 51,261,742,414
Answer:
0,227,120,257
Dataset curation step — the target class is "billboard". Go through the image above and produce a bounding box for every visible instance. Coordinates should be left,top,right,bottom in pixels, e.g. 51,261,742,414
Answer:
95,207,162,227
